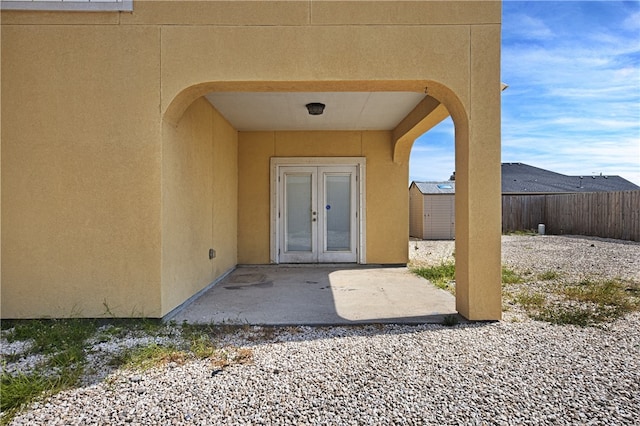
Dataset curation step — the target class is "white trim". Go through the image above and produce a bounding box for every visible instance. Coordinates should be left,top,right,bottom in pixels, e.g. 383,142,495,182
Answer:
317,166,358,263
1,0,133,12
270,157,366,265
278,167,318,263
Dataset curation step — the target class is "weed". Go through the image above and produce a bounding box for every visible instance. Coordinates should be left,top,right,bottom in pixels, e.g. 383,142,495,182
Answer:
514,291,547,309
563,279,638,307
180,323,219,358
256,326,277,341
210,347,253,369
4,319,97,356
1,319,98,425
1,371,52,424
501,267,523,285
189,336,216,359
537,270,562,281
442,315,459,327
533,305,607,327
414,263,524,293
513,278,639,326
118,343,188,370
412,262,456,294
233,348,253,364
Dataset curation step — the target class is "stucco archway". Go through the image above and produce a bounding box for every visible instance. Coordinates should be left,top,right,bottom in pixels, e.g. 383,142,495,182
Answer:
393,82,502,321
162,80,501,321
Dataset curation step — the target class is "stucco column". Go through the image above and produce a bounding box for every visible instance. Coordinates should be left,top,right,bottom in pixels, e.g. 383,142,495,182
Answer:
454,24,502,320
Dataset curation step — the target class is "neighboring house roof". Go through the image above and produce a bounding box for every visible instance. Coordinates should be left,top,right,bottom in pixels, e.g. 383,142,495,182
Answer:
411,181,455,194
411,163,640,195
502,163,640,194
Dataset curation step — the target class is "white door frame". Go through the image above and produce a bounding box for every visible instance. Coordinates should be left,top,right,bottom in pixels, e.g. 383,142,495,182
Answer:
270,157,366,264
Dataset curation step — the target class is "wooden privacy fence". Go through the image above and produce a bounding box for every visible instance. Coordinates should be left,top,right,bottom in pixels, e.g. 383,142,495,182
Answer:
502,190,640,241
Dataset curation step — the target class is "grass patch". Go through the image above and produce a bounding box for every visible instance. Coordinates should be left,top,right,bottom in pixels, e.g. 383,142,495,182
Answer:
413,263,524,293
3,319,97,357
537,270,562,281
533,305,618,327
0,372,56,424
514,278,639,327
180,323,218,359
514,291,547,309
179,323,253,368
1,319,98,425
563,278,638,308
412,262,456,294
502,267,524,284
120,344,189,370
1,319,257,424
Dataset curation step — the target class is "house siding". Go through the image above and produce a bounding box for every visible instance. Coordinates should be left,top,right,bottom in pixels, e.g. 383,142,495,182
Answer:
2,0,503,320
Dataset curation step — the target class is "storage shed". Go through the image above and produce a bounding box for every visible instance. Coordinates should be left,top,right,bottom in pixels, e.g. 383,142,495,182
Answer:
409,181,455,240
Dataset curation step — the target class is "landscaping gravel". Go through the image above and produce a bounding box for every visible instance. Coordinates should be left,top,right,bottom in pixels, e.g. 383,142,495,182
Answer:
4,235,640,425
412,234,640,283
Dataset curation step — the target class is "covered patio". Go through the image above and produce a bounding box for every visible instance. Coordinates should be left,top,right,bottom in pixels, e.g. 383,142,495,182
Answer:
169,266,457,325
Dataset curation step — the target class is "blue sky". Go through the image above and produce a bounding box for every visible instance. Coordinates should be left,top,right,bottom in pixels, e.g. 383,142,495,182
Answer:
410,0,640,185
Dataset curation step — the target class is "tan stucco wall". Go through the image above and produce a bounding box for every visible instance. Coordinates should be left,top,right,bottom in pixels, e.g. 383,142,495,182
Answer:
237,131,407,265
362,132,409,264
2,0,502,320
454,24,503,320
1,24,162,318
161,98,237,316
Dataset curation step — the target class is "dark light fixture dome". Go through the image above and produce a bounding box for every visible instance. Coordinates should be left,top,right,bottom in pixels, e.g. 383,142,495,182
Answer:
306,102,325,115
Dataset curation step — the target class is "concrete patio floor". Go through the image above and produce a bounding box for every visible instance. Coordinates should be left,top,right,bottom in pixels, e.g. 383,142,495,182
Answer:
170,265,458,325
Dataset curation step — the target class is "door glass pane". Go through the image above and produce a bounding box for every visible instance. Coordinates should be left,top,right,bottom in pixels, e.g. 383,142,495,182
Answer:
325,175,351,251
286,175,312,251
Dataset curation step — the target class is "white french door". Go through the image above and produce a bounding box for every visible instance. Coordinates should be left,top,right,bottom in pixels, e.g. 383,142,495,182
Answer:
278,166,358,263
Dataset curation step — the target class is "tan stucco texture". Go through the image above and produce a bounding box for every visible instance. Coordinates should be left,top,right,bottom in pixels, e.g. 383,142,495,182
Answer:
237,131,408,266
1,0,502,320
2,25,162,317
161,98,238,315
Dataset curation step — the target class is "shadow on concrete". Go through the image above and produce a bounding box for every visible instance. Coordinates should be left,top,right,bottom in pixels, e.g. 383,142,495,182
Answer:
170,265,458,326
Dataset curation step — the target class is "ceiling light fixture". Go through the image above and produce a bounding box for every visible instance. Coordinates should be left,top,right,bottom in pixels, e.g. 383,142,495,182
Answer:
306,102,325,115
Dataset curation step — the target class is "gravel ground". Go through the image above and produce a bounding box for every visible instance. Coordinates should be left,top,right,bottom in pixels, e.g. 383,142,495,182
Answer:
411,235,639,282
411,234,640,322
3,235,640,425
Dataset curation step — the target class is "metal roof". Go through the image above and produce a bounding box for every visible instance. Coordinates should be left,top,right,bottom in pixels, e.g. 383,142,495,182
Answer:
411,181,455,194
411,163,640,195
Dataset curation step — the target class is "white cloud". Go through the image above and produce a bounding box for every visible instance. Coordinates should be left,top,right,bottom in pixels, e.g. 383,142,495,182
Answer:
410,2,640,186
499,2,640,184
622,10,640,31
503,13,555,40
409,119,455,182
502,134,640,185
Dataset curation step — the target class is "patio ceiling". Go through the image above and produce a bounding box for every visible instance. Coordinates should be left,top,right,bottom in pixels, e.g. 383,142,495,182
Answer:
204,91,426,131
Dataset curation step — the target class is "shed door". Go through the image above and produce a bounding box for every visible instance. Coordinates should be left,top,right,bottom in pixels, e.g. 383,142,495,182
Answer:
424,195,455,240
279,166,357,263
